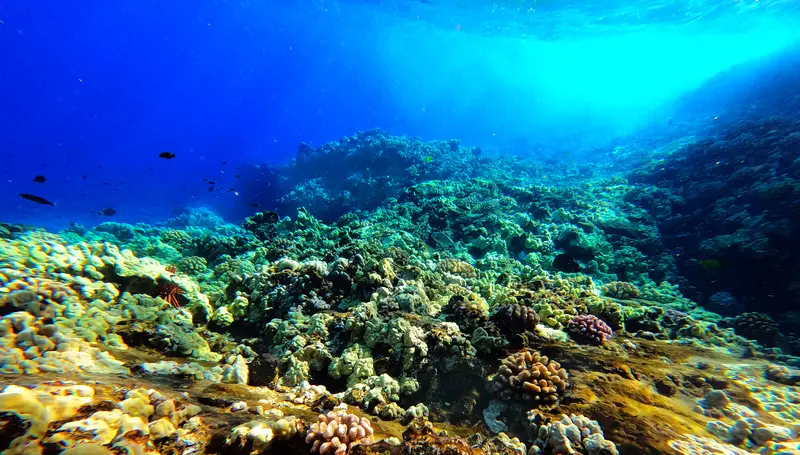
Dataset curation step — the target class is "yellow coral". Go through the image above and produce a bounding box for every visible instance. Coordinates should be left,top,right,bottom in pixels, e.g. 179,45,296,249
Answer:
438,259,477,278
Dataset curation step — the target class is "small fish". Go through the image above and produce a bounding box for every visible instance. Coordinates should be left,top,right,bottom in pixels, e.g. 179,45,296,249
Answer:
250,203,260,208
99,208,116,216
553,253,582,273
19,193,54,206
159,152,176,159
33,175,46,183
208,186,214,192
431,231,455,248
424,155,433,164
700,258,722,271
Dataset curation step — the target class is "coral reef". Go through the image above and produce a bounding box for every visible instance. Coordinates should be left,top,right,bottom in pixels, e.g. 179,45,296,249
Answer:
3,127,800,455
629,117,800,321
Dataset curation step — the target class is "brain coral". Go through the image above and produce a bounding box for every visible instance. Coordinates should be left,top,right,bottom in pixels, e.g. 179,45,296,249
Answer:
305,409,374,454
490,350,568,405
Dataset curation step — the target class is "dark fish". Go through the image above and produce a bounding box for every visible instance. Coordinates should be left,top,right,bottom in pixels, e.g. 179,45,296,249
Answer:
235,174,241,178
700,258,723,271
100,208,116,216
250,203,260,208
159,152,176,159
102,182,110,185
82,175,88,179
552,253,582,273
19,193,54,206
208,186,214,192
222,161,227,164
33,175,46,183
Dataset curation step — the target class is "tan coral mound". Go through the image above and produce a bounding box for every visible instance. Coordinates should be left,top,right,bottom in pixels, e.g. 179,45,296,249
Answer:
491,350,568,405
306,408,374,455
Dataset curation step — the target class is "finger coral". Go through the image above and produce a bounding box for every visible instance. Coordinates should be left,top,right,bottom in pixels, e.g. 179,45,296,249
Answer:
490,350,568,405
567,314,613,345
305,408,374,455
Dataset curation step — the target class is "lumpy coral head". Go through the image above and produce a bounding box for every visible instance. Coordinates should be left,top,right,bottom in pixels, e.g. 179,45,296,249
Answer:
567,314,613,345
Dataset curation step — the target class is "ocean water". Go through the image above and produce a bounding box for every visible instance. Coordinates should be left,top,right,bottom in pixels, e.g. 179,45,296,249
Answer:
2,1,800,454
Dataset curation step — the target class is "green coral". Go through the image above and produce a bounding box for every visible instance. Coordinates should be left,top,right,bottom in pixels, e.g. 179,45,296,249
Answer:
176,256,208,275
328,344,375,387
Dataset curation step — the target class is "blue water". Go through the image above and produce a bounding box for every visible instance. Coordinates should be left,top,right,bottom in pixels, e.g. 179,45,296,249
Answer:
2,0,799,229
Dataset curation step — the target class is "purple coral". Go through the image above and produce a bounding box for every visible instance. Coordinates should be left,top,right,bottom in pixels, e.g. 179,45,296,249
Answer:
305,409,374,455
567,315,613,345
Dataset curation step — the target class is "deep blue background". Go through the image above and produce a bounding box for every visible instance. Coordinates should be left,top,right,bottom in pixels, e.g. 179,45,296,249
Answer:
2,0,799,229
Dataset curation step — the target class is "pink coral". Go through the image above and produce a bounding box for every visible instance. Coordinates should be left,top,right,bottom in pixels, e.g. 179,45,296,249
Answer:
567,314,613,345
305,409,374,455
